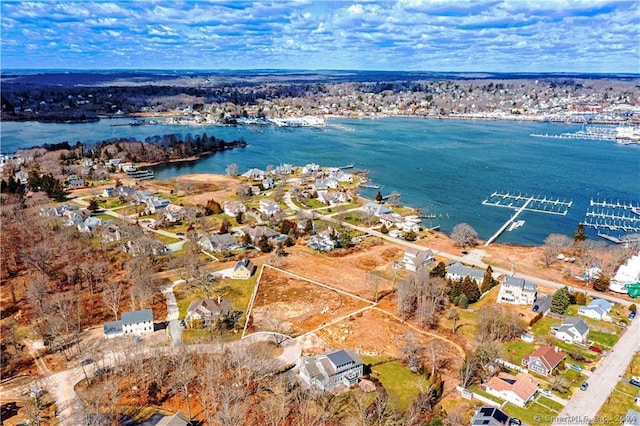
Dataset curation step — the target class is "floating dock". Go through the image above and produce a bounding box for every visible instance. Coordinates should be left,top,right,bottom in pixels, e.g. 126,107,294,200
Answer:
483,192,572,246
582,199,640,236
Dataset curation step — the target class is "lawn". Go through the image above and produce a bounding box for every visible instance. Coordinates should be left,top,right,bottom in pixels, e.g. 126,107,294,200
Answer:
503,401,556,426
594,380,640,425
589,330,620,349
537,395,563,411
531,316,557,338
153,234,181,245
503,340,537,365
362,356,424,411
467,384,504,405
559,368,587,396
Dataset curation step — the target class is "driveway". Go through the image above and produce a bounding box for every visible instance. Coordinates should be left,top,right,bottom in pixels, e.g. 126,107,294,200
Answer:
161,279,185,345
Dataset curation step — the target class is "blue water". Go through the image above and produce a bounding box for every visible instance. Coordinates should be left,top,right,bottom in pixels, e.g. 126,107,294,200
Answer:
2,117,639,245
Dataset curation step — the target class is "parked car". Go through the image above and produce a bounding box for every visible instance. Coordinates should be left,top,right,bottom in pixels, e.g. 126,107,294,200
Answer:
580,382,589,391
630,376,640,387
629,311,636,320
588,345,603,354
94,367,111,376
570,364,583,372
80,358,94,366
509,418,522,426
539,388,552,397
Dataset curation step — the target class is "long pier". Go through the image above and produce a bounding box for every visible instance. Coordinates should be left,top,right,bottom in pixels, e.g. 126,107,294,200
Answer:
484,198,533,246
483,192,572,246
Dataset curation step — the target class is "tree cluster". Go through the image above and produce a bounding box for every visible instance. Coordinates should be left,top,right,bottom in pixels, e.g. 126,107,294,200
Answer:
397,271,448,329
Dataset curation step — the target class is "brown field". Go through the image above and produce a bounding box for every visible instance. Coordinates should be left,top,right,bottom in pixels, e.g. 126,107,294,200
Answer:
279,241,404,301
247,266,372,337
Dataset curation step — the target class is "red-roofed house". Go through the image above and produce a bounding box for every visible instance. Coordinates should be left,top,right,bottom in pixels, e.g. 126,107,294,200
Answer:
522,345,565,377
485,372,539,407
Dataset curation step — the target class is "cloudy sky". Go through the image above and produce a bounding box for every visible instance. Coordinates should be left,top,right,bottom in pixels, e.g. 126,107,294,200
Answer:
1,0,638,73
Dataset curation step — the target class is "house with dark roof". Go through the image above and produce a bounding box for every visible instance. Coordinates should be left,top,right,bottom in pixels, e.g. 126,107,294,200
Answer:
555,317,589,344
198,233,237,252
232,258,256,279
241,225,279,243
485,372,539,407
445,261,485,284
522,345,565,376
471,406,512,426
532,294,552,316
185,298,231,328
497,276,537,305
103,309,154,339
299,349,364,391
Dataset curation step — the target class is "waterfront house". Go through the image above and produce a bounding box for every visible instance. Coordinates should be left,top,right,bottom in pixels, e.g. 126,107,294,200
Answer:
232,258,257,279
133,189,153,204
317,190,350,205
485,372,539,407
403,248,435,272
223,200,246,217
470,407,512,426
116,185,136,199
522,345,565,376
299,349,364,391
259,199,280,217
577,298,612,321
302,163,320,174
185,298,232,328
497,276,537,305
555,317,589,344
445,262,485,285
273,163,293,175
361,202,392,217
199,233,237,252
104,309,154,339
242,168,267,181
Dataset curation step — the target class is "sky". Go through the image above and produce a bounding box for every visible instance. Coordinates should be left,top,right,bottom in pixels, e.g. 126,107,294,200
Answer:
1,0,639,73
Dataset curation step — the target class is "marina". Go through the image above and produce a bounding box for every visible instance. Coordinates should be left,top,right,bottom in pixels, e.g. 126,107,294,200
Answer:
582,199,640,242
482,192,573,246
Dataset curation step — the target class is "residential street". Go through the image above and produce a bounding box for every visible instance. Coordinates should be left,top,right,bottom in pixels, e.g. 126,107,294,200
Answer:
555,315,640,424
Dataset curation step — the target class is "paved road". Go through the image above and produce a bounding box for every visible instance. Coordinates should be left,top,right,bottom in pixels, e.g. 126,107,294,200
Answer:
556,316,640,423
161,279,185,345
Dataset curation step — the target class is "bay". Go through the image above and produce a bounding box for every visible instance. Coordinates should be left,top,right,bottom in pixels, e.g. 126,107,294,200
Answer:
2,117,638,245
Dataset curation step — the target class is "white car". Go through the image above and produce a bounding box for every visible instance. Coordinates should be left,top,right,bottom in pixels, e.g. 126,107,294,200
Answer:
539,388,552,397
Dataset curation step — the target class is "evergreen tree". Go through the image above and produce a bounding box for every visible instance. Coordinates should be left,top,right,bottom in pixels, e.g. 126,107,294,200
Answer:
573,223,587,242
380,224,389,234
430,261,446,278
480,266,495,293
461,276,481,303
204,199,223,215
551,286,571,314
235,211,244,225
458,294,469,308
575,292,587,305
88,198,100,212
304,219,314,235
257,235,273,253
219,219,231,234
449,279,462,303
375,191,383,203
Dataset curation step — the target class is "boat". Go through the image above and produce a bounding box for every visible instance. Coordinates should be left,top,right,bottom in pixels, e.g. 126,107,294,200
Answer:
507,220,525,231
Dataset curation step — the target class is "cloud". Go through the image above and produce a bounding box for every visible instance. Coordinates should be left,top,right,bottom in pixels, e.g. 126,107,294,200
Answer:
0,0,638,72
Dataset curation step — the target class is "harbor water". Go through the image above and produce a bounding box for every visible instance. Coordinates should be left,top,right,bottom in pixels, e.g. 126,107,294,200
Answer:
1,117,638,245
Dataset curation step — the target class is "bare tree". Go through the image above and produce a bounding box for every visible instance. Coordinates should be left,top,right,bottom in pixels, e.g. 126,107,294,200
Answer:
400,332,425,373
425,340,447,377
543,234,570,267
226,163,239,177
170,346,196,421
451,223,479,248
446,307,460,333
102,281,123,320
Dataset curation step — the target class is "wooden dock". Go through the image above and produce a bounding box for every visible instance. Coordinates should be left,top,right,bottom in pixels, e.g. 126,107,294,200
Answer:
485,198,533,246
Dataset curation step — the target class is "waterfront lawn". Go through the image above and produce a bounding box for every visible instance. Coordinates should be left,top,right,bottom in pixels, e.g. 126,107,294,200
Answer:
589,329,620,349
594,380,639,425
503,340,537,365
362,356,424,411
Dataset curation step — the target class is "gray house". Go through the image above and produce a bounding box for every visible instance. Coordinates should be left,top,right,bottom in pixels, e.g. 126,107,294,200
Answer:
445,261,485,284
299,349,364,391
198,233,237,252
522,345,565,376
555,317,589,344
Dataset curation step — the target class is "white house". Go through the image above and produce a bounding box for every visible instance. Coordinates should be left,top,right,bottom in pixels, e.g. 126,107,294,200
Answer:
185,298,231,328
497,276,537,305
164,204,186,223
485,372,539,407
299,349,364,391
361,202,392,217
223,200,246,217
259,199,280,217
104,309,154,338
555,317,590,344
403,248,435,272
445,262,485,284
302,163,320,174
242,168,267,181
578,298,613,321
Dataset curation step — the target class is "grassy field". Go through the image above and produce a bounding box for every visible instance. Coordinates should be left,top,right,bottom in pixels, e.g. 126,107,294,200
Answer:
589,329,620,348
362,356,424,411
503,340,537,365
153,234,181,245
503,401,556,426
531,316,557,338
537,395,563,411
594,380,640,425
467,384,504,405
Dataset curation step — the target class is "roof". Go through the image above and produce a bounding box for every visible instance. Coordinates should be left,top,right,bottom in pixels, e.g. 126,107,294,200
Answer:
121,309,153,325
187,299,231,315
559,317,589,336
526,345,565,371
103,320,123,336
472,406,511,426
155,412,190,426
446,262,485,281
486,372,539,401
503,275,537,293
208,233,237,247
588,298,613,312
532,294,552,313
327,349,355,367
234,258,255,272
